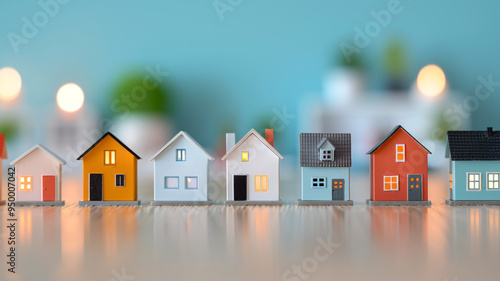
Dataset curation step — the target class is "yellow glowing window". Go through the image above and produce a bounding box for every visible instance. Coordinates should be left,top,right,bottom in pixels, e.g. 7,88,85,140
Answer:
104,150,116,165
242,151,249,162
20,176,32,192
383,176,399,191
255,175,268,191
396,144,405,162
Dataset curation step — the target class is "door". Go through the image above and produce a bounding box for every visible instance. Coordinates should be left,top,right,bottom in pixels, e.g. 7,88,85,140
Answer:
408,174,422,201
332,179,345,201
89,174,103,201
233,175,247,201
42,175,56,201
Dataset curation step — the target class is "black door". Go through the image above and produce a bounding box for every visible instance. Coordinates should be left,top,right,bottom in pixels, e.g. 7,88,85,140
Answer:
408,174,422,201
233,175,247,201
89,174,103,201
332,179,345,201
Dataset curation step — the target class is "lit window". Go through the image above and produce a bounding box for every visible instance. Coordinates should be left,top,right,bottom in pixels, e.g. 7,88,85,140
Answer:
312,177,326,189
467,173,481,190
176,149,186,161
396,144,405,162
384,176,399,191
242,151,249,162
165,177,179,189
115,174,125,187
186,177,198,189
487,173,500,190
104,150,116,165
320,149,333,161
255,175,268,191
333,180,343,189
20,176,32,191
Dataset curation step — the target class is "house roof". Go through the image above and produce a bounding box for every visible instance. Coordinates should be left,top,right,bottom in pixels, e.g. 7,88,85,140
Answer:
0,134,6,159
300,133,351,167
77,131,141,160
366,125,431,154
150,131,215,161
446,128,500,161
10,144,66,165
221,129,284,160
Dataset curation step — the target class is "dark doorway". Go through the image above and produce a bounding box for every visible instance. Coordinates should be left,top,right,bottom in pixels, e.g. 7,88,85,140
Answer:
408,174,422,201
89,174,103,201
234,175,247,201
332,179,345,201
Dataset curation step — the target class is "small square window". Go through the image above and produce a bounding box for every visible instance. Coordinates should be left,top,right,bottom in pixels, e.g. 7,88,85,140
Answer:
165,177,179,189
20,176,33,192
467,173,481,190
176,149,186,161
487,173,500,190
384,176,399,191
104,150,116,165
115,174,125,187
320,150,333,161
312,177,326,188
186,177,198,189
242,151,249,162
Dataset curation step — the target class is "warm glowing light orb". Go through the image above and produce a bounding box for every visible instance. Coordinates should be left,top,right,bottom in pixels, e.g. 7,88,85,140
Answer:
57,83,84,112
417,64,446,97
0,67,22,101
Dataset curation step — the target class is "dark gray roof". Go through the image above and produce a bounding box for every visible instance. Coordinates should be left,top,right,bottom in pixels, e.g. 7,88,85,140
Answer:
300,133,351,167
447,128,500,161
366,125,431,154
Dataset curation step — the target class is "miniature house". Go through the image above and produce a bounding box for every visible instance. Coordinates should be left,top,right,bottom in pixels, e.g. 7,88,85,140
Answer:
445,127,500,205
222,129,284,205
298,133,352,205
150,131,214,205
0,135,7,205
10,145,66,206
77,132,141,205
367,125,431,205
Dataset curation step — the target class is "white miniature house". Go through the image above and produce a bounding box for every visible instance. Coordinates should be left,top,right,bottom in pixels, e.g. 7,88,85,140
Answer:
150,131,214,205
10,145,66,206
222,129,283,205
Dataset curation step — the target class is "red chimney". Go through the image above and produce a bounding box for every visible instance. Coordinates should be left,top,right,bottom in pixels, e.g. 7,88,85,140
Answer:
265,129,274,147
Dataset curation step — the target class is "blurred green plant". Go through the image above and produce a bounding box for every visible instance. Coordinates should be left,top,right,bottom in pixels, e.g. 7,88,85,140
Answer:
337,50,364,71
383,39,408,91
110,70,174,116
0,119,19,141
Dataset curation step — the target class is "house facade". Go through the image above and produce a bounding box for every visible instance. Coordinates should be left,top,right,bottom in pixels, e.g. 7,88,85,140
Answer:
222,129,283,202
150,131,214,202
446,128,500,201
77,132,141,202
10,145,66,202
300,133,352,201
367,125,431,202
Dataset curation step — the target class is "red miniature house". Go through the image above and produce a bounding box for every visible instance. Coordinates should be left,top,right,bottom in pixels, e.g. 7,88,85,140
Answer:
367,125,431,203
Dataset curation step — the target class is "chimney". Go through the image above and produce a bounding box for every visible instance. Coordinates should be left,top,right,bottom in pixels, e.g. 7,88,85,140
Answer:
265,129,274,147
226,133,235,152
488,127,493,137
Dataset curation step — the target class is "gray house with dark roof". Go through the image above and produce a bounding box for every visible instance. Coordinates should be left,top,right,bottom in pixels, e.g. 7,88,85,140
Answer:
298,133,352,205
446,127,500,205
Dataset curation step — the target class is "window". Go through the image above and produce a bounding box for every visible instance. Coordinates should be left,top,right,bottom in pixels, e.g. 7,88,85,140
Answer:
104,150,116,165
176,149,186,161
115,174,125,187
487,173,500,190
255,175,268,191
186,177,198,189
165,177,179,189
20,176,32,192
312,177,326,188
396,144,405,162
384,176,399,191
467,173,481,190
320,149,333,161
242,151,249,162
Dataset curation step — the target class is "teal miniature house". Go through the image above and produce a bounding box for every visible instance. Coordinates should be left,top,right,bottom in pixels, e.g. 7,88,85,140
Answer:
298,133,352,205
446,127,500,205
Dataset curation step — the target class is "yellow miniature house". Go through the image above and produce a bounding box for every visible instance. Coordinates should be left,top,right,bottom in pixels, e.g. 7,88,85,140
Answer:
77,132,141,205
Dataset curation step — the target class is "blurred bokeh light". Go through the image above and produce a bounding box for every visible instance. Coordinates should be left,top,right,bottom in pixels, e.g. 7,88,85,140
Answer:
56,83,84,113
417,64,446,97
0,67,22,101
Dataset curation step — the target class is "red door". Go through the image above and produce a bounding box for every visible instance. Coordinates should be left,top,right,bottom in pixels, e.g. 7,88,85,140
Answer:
42,175,56,201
